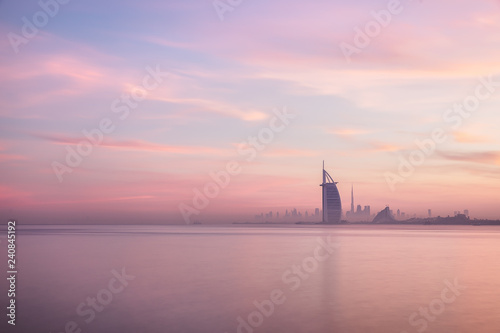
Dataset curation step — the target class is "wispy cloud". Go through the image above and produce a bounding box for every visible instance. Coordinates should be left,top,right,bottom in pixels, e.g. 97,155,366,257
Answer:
263,148,320,158
148,95,269,122
368,142,403,153
34,133,232,156
0,153,29,162
328,128,372,137
437,150,500,166
452,131,492,144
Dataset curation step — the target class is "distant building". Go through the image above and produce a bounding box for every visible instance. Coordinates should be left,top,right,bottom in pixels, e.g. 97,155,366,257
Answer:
320,162,342,224
346,185,370,222
372,207,396,224
350,185,355,213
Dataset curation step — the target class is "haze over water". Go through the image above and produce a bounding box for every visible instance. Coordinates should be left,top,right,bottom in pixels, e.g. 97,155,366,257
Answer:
1,224,500,333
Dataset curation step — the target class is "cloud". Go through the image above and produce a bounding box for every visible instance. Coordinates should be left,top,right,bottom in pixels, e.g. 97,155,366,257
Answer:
452,131,491,143
367,142,402,153
263,148,320,157
137,35,196,50
328,128,372,137
34,133,232,156
0,33,135,118
147,95,270,122
326,128,402,153
0,153,29,162
437,150,500,166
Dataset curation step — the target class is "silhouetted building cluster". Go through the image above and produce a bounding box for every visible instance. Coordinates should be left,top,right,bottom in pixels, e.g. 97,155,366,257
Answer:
255,207,321,222
345,185,371,222
251,163,477,225
396,209,407,219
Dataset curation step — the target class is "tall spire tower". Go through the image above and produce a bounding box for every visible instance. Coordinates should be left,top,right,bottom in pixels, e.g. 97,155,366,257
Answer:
320,161,342,224
351,184,354,213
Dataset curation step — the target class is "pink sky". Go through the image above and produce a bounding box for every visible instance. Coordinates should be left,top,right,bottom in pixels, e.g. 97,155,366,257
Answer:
1,0,500,223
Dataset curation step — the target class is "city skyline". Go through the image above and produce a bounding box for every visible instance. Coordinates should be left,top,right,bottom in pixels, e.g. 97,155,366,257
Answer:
253,167,474,223
1,0,500,224
253,203,473,224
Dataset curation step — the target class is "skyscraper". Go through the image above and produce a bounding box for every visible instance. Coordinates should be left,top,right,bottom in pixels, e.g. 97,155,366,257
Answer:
345,185,370,222
351,184,354,214
320,162,342,224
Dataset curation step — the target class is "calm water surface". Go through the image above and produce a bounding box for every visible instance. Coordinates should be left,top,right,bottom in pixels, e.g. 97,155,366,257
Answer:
1,224,499,333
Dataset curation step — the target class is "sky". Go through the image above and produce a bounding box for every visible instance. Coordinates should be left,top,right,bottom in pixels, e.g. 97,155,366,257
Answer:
1,0,500,224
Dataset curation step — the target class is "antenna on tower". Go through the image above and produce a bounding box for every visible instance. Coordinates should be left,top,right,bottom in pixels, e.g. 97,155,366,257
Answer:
322,160,325,184
351,183,354,213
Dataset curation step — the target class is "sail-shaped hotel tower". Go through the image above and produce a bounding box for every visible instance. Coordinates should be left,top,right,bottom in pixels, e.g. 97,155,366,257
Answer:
320,162,342,224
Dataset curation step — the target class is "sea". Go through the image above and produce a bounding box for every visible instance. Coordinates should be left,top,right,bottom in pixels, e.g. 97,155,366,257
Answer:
1,224,500,333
